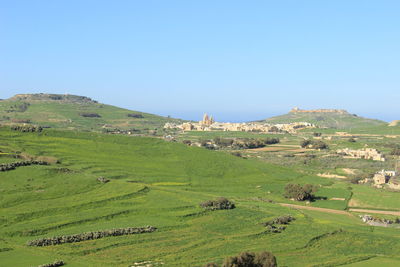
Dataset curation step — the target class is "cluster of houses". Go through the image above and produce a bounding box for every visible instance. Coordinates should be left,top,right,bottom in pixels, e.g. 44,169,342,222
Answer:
336,148,386,162
359,169,400,190
164,113,315,133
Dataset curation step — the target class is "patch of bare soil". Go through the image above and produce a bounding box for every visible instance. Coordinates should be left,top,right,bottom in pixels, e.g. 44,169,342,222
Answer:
349,209,400,216
342,168,357,175
317,173,347,179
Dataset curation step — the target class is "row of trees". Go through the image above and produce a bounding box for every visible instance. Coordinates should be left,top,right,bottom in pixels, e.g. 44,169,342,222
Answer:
27,226,157,246
212,137,280,149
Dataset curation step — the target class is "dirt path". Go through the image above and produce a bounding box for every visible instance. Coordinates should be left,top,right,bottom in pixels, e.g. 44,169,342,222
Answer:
278,203,352,216
349,208,400,216
279,203,400,217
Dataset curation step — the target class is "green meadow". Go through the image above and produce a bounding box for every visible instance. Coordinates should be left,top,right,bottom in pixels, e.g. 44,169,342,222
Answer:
1,128,400,266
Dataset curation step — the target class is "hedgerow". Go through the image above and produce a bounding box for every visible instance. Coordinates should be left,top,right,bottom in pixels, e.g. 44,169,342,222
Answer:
27,226,157,246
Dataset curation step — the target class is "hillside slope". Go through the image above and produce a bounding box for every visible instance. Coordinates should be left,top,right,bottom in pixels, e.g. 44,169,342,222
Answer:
0,128,399,266
0,93,183,132
263,108,386,129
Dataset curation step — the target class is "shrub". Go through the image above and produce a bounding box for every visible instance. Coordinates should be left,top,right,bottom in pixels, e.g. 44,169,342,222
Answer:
312,140,328,150
390,148,400,156
349,176,363,184
264,137,280,145
300,139,312,148
97,177,110,183
222,251,277,267
262,215,295,233
283,184,317,201
300,139,328,150
79,112,101,118
214,137,234,147
263,215,295,226
11,125,43,132
127,113,144,118
231,152,243,158
182,140,192,145
200,197,235,210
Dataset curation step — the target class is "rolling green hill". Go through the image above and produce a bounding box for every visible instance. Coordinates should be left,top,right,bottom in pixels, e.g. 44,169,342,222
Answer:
0,93,183,132
0,127,399,266
263,109,387,129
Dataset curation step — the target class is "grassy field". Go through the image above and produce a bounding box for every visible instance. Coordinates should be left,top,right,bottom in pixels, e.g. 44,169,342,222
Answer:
0,127,400,266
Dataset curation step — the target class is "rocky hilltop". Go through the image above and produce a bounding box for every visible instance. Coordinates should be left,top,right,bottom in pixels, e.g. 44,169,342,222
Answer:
264,107,386,129
290,107,348,114
9,93,97,103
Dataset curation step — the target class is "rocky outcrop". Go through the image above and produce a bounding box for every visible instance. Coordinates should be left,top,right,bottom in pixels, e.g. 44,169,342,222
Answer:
389,120,400,127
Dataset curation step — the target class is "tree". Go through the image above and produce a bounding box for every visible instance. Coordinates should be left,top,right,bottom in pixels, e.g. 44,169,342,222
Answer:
222,251,277,267
283,184,317,201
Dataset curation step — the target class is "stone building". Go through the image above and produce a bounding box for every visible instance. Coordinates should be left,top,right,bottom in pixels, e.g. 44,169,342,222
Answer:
337,148,385,162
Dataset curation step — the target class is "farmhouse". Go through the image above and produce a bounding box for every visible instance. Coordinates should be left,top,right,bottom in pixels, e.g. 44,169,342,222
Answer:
336,148,385,161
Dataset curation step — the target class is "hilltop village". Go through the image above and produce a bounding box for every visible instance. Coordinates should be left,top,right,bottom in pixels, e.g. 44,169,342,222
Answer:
164,113,315,133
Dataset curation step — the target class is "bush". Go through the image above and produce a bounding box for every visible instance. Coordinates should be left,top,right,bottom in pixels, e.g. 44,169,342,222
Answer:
390,148,400,156
214,137,234,147
263,215,295,226
127,113,144,118
264,137,280,145
312,140,328,150
222,251,277,267
300,139,312,148
182,140,192,145
200,197,235,210
79,112,101,118
231,152,243,158
97,177,110,183
300,139,328,150
283,184,317,201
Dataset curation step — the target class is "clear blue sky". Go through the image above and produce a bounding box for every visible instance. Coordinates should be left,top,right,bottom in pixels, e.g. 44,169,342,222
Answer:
1,0,399,122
